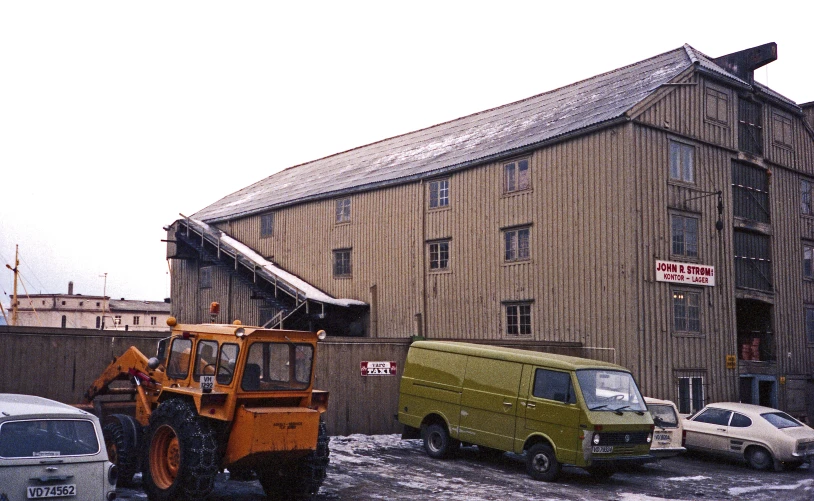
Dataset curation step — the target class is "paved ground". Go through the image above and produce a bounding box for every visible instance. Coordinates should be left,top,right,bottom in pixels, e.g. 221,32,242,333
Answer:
117,435,814,500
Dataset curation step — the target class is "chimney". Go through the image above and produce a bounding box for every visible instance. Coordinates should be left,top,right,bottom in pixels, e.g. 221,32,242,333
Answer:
68,281,74,295
713,42,777,84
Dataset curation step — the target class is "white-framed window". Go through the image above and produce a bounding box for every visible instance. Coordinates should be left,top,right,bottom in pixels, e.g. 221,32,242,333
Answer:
336,198,351,224
669,140,695,184
671,214,699,258
113,315,122,326
333,249,352,277
806,307,814,345
802,179,813,216
504,158,530,193
705,86,728,124
429,179,450,209
150,316,157,326
504,227,530,262
428,240,450,271
673,290,700,334
261,213,274,237
677,376,704,414
133,316,140,326
505,302,532,336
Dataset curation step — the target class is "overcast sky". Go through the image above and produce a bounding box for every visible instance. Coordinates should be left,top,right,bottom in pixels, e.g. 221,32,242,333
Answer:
1,1,812,309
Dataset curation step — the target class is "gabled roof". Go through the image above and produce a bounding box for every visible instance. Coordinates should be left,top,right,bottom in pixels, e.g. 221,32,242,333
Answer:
193,44,795,223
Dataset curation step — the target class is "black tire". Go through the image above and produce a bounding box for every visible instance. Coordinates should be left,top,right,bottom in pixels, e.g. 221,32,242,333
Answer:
259,419,330,500
525,443,561,481
142,399,220,501
103,414,140,487
746,446,773,470
422,423,457,459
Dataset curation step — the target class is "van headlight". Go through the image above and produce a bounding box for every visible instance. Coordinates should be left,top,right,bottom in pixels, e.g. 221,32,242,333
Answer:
593,434,601,445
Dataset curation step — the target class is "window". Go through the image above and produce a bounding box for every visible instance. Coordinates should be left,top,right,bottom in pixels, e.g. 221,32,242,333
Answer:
243,342,313,391
734,230,772,292
96,302,101,307
429,179,449,209
805,307,814,345
738,99,763,155
0,419,100,458
705,87,728,124
772,112,793,147
505,302,532,336
428,240,450,271
678,376,704,414
504,227,530,262
61,301,66,306
805,244,813,280
802,179,813,215
79,301,83,307
504,159,530,193
732,161,770,223
113,315,121,326
167,338,192,379
673,291,700,334
200,266,212,289
193,340,218,382
532,369,575,403
671,214,698,258
333,249,352,277
261,213,274,237
217,343,239,385
669,141,694,183
730,413,753,428
96,316,101,329
61,315,67,328
133,316,140,326
693,407,731,425
336,198,351,223
150,316,157,326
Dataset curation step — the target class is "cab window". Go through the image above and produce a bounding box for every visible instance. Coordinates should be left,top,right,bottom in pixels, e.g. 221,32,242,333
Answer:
532,369,575,403
167,338,192,379
242,342,314,391
217,343,239,385
193,340,219,381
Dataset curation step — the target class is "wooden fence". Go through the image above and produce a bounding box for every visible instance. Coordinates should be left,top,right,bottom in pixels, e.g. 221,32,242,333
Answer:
0,326,583,435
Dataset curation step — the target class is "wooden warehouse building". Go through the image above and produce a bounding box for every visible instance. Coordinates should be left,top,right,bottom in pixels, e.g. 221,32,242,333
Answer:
167,42,814,425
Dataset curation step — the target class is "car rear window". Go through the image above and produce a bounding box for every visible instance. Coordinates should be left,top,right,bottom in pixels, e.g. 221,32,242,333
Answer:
647,404,678,427
0,419,100,458
761,412,802,429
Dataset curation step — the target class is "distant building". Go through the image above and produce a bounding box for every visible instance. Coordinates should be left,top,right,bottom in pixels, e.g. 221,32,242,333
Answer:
11,282,171,331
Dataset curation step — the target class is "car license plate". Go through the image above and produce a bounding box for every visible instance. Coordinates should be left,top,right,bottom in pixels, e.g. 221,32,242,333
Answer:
592,446,613,453
27,484,76,499
655,433,671,441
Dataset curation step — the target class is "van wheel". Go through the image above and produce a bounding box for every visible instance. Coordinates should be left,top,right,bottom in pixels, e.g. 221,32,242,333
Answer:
525,443,560,481
422,423,456,459
746,446,773,470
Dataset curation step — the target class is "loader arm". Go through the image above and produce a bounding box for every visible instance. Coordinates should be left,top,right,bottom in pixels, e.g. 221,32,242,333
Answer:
81,346,163,425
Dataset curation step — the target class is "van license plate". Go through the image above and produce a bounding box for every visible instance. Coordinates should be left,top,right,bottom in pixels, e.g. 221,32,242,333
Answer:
655,433,671,441
27,484,76,499
592,446,613,453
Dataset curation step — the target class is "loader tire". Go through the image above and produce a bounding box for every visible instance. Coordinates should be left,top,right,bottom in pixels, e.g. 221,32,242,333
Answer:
103,414,140,487
142,398,219,501
259,419,330,500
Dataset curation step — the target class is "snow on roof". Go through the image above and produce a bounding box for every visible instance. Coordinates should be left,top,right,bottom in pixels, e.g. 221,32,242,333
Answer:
189,218,366,308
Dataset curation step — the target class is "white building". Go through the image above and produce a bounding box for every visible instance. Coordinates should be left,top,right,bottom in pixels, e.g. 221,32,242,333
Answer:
8,282,171,332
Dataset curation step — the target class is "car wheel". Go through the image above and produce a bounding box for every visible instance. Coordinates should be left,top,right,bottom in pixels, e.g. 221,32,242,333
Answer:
525,443,560,481
422,423,456,459
142,399,219,501
746,446,773,470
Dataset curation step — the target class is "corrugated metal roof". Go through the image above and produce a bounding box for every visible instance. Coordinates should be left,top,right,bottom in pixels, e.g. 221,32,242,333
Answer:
108,299,172,313
192,44,787,223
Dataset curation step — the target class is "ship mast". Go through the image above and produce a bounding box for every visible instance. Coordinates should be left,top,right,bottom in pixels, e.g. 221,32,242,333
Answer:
4,245,19,326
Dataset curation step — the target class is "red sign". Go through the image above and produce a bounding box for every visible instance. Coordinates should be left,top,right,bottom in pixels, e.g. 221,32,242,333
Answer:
361,361,397,376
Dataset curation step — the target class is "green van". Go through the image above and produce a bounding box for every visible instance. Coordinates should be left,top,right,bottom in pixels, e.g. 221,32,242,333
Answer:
397,341,654,481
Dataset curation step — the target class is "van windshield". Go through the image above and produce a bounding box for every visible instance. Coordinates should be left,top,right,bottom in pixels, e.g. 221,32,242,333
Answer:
576,369,647,412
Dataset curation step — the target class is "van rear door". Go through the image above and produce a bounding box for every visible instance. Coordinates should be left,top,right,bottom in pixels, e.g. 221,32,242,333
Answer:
519,366,580,464
459,357,522,451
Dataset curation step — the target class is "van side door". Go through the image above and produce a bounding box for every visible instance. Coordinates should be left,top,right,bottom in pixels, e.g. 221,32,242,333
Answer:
459,357,522,451
518,366,580,464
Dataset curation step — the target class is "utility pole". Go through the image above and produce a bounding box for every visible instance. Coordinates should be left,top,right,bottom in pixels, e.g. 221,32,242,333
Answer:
4,245,19,326
99,272,108,329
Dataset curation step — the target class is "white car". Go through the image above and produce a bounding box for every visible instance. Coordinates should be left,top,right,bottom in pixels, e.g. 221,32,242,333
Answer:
0,394,117,500
644,397,686,458
682,402,814,470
